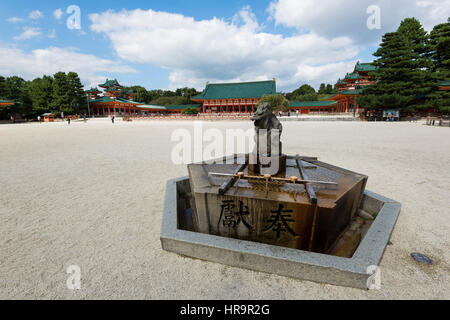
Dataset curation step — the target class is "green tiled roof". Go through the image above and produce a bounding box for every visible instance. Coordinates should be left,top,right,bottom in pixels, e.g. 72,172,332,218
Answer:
340,89,363,95
336,79,346,85
345,73,363,80
355,62,377,72
289,101,338,108
89,96,142,105
0,99,15,104
99,79,120,88
89,96,114,103
137,105,167,110
166,104,201,110
105,86,122,92
86,88,101,93
89,97,173,111
438,80,450,86
192,80,276,100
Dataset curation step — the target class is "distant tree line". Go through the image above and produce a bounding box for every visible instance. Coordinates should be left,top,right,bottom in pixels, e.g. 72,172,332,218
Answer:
124,86,200,106
0,72,85,119
0,72,201,119
285,83,336,102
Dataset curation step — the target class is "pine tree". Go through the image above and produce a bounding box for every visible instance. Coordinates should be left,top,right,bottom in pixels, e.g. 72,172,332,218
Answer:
29,76,53,114
430,18,450,76
359,18,435,112
326,84,333,94
5,76,26,101
428,18,450,113
318,83,326,94
51,72,71,114
0,76,6,98
66,72,86,114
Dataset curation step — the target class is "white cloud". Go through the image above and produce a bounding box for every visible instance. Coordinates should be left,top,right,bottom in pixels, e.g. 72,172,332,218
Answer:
29,10,44,20
268,0,450,44
90,8,359,91
7,17,24,23
13,27,42,41
0,46,137,88
54,9,64,20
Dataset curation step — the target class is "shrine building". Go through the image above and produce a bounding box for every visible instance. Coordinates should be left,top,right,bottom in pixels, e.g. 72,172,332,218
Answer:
326,62,377,114
288,62,377,115
88,79,200,116
438,80,450,91
191,79,276,113
0,99,15,107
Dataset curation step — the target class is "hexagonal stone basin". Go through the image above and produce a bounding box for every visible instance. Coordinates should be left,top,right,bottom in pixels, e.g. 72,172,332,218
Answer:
161,159,401,289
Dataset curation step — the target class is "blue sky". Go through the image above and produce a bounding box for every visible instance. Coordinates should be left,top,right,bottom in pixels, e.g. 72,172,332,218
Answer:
0,0,448,92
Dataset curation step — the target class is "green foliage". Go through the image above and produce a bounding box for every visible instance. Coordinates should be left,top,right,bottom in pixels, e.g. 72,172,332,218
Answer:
151,96,187,106
5,76,26,100
128,86,200,105
66,72,86,113
48,72,86,114
0,76,6,98
51,72,71,113
430,18,450,76
0,75,33,118
176,87,200,101
289,84,315,98
285,84,332,101
182,106,199,115
326,84,334,94
127,86,151,103
257,94,289,112
318,83,326,94
318,83,333,95
318,94,332,101
28,76,54,114
293,93,319,101
428,19,450,113
358,17,436,111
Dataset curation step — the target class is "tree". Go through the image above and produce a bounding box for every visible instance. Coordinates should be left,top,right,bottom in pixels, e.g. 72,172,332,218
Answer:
326,84,334,94
151,96,186,106
136,87,151,103
28,76,53,115
428,19,450,113
176,87,200,103
51,72,71,114
18,81,33,118
286,84,318,101
182,106,199,115
430,18,450,76
5,76,26,101
148,89,165,102
293,84,316,96
358,18,435,112
66,72,86,114
0,76,7,97
257,94,289,112
318,83,327,94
